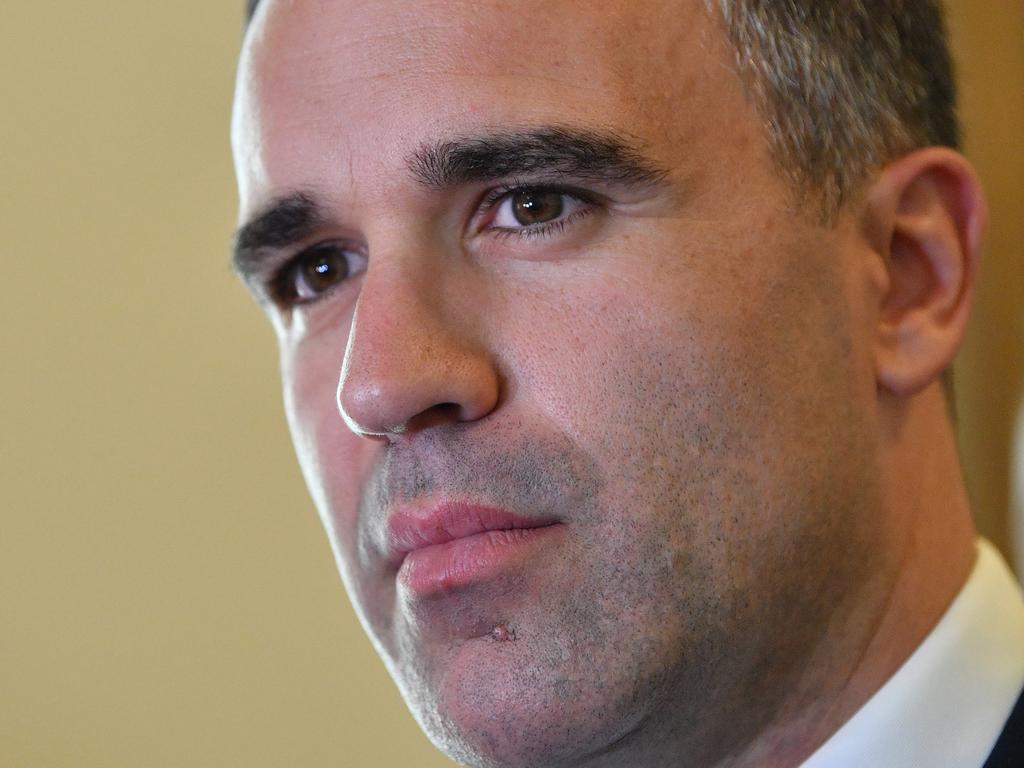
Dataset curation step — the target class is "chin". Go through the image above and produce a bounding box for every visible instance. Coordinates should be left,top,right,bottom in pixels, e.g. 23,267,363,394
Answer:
400,635,646,768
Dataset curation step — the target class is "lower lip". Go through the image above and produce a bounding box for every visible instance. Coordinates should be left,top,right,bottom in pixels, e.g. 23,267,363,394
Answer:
398,525,564,596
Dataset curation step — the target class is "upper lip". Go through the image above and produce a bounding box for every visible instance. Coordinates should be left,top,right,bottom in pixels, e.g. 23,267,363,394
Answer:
384,499,560,568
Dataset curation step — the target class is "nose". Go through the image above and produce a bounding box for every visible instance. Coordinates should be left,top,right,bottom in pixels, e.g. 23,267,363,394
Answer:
337,263,500,439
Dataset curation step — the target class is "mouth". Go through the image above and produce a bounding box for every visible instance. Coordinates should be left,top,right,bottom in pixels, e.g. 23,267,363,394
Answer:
386,500,564,596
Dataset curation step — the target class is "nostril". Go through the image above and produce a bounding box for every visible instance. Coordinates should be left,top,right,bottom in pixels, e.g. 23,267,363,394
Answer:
405,402,463,432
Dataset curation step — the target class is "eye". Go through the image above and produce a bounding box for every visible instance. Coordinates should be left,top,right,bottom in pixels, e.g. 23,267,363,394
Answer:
489,187,593,233
277,242,367,305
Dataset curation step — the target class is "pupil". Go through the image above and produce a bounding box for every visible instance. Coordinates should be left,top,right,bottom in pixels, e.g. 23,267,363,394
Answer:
304,250,346,291
513,190,563,225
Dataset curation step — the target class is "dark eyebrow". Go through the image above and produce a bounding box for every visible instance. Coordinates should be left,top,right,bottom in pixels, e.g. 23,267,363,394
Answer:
232,128,669,283
232,191,325,280
407,126,670,191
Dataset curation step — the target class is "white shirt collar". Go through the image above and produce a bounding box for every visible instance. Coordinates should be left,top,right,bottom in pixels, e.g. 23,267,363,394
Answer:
800,538,1024,768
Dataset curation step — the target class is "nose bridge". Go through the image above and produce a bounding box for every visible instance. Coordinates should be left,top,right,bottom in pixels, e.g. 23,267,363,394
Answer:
337,248,499,438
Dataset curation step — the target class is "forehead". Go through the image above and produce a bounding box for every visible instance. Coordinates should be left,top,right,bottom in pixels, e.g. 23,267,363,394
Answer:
232,0,747,213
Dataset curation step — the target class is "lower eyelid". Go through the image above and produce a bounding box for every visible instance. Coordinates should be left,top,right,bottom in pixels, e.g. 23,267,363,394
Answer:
489,204,598,241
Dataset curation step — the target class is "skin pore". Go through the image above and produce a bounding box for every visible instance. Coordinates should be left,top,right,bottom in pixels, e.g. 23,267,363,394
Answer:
231,1,983,766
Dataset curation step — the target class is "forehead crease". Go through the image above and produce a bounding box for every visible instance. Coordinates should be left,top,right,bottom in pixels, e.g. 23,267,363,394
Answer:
252,0,674,80
249,0,717,112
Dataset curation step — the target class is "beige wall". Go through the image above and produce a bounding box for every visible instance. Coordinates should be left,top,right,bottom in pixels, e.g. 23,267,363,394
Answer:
948,4,1024,571
1,2,1020,766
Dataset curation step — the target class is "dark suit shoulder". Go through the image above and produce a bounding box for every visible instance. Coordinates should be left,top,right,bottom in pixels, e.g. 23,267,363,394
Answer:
984,688,1024,767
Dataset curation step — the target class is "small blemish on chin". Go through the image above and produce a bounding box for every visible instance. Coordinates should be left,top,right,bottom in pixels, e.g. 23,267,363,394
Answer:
671,551,690,574
490,623,517,642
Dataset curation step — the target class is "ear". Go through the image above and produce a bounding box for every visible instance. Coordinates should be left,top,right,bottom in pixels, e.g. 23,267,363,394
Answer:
863,147,987,398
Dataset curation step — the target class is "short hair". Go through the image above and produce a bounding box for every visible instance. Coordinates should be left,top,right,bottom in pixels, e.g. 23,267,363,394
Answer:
702,0,960,409
708,0,959,219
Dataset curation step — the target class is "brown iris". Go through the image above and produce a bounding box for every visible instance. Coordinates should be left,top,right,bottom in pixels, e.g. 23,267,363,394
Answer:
511,189,564,226
295,245,349,297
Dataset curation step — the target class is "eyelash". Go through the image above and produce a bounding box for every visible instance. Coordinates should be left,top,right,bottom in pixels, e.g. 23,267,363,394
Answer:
478,183,598,241
268,242,365,307
268,183,599,308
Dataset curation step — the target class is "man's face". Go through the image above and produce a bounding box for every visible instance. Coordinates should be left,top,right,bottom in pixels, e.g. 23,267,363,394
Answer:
232,1,888,765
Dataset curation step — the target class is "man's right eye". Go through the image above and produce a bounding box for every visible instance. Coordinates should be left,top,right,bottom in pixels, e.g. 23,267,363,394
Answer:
275,242,367,306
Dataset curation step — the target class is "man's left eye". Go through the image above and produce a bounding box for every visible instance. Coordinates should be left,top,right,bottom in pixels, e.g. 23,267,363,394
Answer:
489,188,591,231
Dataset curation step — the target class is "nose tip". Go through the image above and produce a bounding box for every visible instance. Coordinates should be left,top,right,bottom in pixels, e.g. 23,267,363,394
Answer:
337,350,500,438
335,295,501,439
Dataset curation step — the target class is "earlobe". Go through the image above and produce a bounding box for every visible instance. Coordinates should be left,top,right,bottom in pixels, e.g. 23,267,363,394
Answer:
866,148,987,398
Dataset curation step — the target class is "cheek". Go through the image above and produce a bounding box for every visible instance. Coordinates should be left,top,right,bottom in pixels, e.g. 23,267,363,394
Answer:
494,229,864,532
491,256,742,455
281,333,405,647
281,332,369,550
